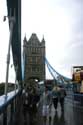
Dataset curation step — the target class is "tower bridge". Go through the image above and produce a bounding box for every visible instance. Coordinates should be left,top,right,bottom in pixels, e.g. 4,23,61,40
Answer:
23,33,45,87
0,0,83,125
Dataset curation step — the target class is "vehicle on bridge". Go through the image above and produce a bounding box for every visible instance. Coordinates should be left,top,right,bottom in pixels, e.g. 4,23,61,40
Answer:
72,66,83,105
72,66,83,93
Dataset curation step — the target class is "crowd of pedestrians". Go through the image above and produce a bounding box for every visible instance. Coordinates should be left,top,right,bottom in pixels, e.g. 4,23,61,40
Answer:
42,84,66,124
22,85,40,125
22,84,66,125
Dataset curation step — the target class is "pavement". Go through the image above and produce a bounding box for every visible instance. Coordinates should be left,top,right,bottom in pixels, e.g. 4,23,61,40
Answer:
21,92,83,125
0,90,83,125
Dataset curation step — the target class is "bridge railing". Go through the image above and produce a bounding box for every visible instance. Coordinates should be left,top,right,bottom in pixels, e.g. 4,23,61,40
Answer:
0,89,22,125
66,89,83,108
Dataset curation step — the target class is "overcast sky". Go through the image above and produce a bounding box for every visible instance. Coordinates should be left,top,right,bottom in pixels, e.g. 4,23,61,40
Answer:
0,0,82,83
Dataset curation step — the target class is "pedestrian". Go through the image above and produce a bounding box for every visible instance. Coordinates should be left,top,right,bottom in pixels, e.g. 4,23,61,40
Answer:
52,85,60,112
59,85,66,112
27,87,34,114
42,87,52,124
28,87,40,124
30,87,40,114
48,89,53,124
22,86,29,124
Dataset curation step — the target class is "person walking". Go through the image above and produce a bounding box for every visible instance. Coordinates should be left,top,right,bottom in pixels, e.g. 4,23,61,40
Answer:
42,87,52,124
52,85,60,112
28,87,39,125
59,85,66,112
22,86,29,125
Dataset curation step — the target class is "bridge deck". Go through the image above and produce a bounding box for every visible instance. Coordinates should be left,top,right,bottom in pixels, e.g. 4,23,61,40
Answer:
20,96,83,125
0,91,83,125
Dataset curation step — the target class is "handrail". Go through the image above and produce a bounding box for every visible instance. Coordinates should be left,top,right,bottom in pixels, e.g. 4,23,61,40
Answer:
0,89,21,114
66,91,83,107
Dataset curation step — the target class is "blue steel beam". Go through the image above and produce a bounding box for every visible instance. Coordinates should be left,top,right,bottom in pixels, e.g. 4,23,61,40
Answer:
6,0,22,83
45,57,71,84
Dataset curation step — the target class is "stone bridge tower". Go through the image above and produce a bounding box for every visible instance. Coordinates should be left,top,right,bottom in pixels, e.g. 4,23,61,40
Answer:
23,33,45,87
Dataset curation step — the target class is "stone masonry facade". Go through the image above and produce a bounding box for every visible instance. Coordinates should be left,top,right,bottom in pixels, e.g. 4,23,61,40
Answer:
23,33,46,87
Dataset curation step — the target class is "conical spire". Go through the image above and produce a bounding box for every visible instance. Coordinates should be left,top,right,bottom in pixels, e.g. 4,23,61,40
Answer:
28,33,40,43
24,34,27,42
23,34,27,46
41,35,45,45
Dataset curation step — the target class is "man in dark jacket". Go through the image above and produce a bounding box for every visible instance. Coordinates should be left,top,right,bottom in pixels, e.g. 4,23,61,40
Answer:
59,85,66,112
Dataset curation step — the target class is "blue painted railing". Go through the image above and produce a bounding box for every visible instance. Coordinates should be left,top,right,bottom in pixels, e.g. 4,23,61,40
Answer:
0,89,22,125
66,90,83,107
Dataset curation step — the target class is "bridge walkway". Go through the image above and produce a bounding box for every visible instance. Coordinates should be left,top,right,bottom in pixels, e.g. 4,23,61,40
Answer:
0,90,83,125
20,94,83,125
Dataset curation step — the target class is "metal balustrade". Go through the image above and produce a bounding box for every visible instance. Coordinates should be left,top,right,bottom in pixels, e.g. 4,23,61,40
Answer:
0,89,22,125
65,90,83,108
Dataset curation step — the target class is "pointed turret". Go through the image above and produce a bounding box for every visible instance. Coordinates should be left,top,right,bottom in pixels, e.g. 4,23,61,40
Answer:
28,33,40,43
24,34,27,41
23,34,27,46
27,33,40,46
41,35,45,46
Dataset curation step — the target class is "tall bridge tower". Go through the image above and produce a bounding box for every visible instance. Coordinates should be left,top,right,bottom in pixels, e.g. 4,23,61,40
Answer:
23,33,45,87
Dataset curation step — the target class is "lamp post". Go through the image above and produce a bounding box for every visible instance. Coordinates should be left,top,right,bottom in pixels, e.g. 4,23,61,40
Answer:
4,13,15,97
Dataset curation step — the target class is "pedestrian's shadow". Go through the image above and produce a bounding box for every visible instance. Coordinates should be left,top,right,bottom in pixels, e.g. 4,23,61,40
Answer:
53,111,65,125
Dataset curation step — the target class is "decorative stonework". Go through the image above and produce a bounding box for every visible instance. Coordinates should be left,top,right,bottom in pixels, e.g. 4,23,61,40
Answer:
23,33,46,86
